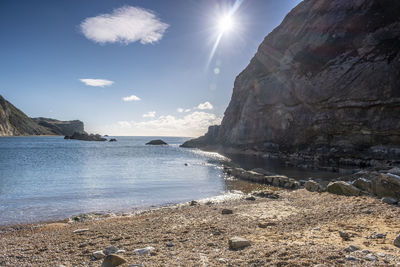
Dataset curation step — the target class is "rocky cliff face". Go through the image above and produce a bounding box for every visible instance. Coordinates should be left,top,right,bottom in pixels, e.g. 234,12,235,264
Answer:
32,117,84,136
0,95,53,136
183,0,400,168
0,94,85,136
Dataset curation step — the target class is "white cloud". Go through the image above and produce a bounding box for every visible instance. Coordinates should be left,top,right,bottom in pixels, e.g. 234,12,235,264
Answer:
80,6,169,45
196,101,213,110
143,111,156,118
177,108,191,113
122,95,141,102
80,78,114,87
106,111,222,137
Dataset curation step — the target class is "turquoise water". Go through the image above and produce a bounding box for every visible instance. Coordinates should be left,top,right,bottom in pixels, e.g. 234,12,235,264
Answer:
0,136,230,225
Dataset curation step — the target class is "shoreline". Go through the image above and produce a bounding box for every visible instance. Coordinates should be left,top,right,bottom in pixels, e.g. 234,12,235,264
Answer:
1,189,399,266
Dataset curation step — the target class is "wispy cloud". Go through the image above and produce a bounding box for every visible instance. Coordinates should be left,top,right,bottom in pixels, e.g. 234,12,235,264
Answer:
178,108,191,113
196,101,213,110
80,78,114,87
112,111,221,137
143,111,156,118
80,6,169,45
122,95,141,102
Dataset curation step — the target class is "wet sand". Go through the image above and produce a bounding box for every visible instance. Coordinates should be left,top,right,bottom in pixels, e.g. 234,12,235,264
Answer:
1,189,399,266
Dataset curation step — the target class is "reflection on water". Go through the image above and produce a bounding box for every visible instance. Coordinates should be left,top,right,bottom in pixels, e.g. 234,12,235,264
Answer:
223,152,342,182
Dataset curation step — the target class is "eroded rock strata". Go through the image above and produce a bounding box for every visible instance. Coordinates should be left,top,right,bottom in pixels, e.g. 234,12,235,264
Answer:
183,0,400,169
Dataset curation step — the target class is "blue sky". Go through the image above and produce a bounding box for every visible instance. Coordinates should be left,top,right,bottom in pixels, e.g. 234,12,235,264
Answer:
0,0,301,136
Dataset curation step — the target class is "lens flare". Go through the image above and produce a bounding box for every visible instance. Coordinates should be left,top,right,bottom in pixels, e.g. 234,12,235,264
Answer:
218,15,234,33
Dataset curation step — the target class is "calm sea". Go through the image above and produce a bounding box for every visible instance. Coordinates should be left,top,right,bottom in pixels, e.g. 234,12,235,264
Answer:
0,136,236,225
0,136,340,225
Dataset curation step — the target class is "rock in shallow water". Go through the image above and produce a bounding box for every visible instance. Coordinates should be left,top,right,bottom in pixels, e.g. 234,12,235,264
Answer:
229,237,251,250
145,139,168,145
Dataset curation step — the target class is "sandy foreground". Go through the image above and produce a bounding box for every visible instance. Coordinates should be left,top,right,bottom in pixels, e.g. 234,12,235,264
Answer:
1,189,400,267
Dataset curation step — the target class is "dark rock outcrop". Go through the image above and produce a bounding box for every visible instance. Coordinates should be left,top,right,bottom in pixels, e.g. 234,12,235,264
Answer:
182,0,400,169
0,94,53,136
65,132,106,142
146,139,168,145
32,117,84,136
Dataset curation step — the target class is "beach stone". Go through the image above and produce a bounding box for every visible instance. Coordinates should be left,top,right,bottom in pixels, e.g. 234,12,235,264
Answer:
134,246,155,255
104,246,119,255
394,234,400,248
221,209,233,215
345,256,361,261
339,231,351,241
229,236,251,250
101,254,127,267
258,222,277,228
92,250,106,260
166,242,175,248
73,228,89,233
344,245,360,252
245,196,256,201
365,254,378,261
305,180,322,192
382,197,398,205
327,181,361,196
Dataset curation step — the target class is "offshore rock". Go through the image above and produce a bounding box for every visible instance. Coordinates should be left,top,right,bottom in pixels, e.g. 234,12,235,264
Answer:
146,139,168,145
182,0,400,169
65,132,106,142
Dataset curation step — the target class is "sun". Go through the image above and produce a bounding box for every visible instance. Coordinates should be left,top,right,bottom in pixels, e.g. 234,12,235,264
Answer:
218,15,234,33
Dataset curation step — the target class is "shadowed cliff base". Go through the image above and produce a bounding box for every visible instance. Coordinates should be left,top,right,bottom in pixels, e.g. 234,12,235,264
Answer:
182,0,400,170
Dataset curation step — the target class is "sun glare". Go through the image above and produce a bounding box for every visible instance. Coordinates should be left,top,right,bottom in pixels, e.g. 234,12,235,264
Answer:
218,15,234,33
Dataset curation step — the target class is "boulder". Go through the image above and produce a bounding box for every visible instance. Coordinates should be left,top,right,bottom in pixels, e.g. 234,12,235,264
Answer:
305,180,322,192
382,197,398,205
109,138,117,142
371,173,400,198
352,178,372,193
145,139,167,145
228,237,251,250
101,255,127,267
327,182,361,196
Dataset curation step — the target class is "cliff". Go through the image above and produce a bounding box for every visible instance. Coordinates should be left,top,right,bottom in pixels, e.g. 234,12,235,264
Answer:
0,94,84,136
183,0,400,168
32,117,84,136
0,95,53,136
